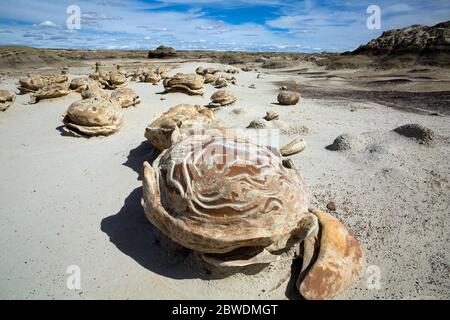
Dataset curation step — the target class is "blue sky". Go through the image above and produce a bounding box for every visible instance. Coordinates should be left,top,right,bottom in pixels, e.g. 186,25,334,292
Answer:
0,0,449,52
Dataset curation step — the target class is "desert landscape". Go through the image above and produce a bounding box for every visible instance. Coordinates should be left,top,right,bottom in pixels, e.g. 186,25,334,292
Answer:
0,15,449,301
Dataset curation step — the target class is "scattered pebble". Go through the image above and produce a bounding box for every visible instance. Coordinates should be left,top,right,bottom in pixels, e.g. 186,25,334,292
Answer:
263,111,279,121
327,202,337,211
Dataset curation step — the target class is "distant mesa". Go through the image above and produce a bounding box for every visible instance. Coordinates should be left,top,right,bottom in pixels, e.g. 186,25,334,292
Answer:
148,45,177,59
351,21,450,56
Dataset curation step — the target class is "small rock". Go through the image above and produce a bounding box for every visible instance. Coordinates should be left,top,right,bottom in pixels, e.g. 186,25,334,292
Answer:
249,83,256,89
326,134,358,151
277,91,300,105
247,119,271,129
279,86,287,90
350,106,358,112
208,90,237,107
393,123,435,145
160,97,166,100
214,78,228,88
263,111,279,121
327,202,336,211
279,138,306,156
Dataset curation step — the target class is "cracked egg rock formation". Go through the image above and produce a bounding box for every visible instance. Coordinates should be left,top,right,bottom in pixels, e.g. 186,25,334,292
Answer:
142,130,364,299
30,82,71,104
62,96,123,137
18,74,68,94
110,87,141,108
209,90,237,107
142,133,310,254
163,73,205,95
70,77,90,92
145,104,214,151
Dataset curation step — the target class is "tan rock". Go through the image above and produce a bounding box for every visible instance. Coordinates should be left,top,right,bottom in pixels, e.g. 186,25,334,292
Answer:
204,73,218,84
163,73,205,95
214,77,228,88
62,97,123,137
208,90,237,107
70,77,90,92
142,129,364,297
142,130,311,254
89,68,127,90
110,87,141,108
279,138,306,156
30,82,71,104
263,111,279,121
0,90,16,112
144,104,214,150
139,71,161,84
298,209,364,300
155,65,173,78
81,82,108,100
18,74,68,94
277,91,300,105
196,66,221,75
127,68,150,81
108,69,127,88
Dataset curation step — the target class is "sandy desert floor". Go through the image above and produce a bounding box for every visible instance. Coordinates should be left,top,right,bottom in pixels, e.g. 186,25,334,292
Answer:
0,60,449,299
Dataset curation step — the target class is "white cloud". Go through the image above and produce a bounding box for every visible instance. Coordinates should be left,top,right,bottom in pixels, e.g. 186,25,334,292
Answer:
0,0,449,52
35,20,58,28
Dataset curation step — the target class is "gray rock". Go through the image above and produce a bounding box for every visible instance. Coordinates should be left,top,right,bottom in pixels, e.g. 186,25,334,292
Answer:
393,124,435,145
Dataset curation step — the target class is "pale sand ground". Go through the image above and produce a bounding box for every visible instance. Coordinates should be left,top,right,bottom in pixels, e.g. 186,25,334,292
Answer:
0,61,449,299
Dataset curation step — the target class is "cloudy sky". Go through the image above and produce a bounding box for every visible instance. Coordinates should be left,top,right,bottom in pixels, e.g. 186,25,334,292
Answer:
0,0,449,52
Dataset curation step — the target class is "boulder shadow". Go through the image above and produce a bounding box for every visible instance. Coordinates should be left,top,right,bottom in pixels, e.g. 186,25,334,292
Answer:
101,187,204,280
284,257,304,300
101,187,273,281
123,141,160,180
56,124,75,137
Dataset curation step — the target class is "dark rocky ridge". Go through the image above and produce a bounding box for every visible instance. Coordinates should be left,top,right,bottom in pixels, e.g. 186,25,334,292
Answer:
352,21,450,56
147,45,177,59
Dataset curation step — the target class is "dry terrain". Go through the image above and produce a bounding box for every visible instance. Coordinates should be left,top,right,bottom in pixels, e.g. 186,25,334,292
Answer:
0,52,449,299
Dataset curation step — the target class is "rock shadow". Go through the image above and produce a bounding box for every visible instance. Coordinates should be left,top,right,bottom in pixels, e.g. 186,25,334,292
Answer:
122,140,160,180
101,187,274,281
101,187,202,280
